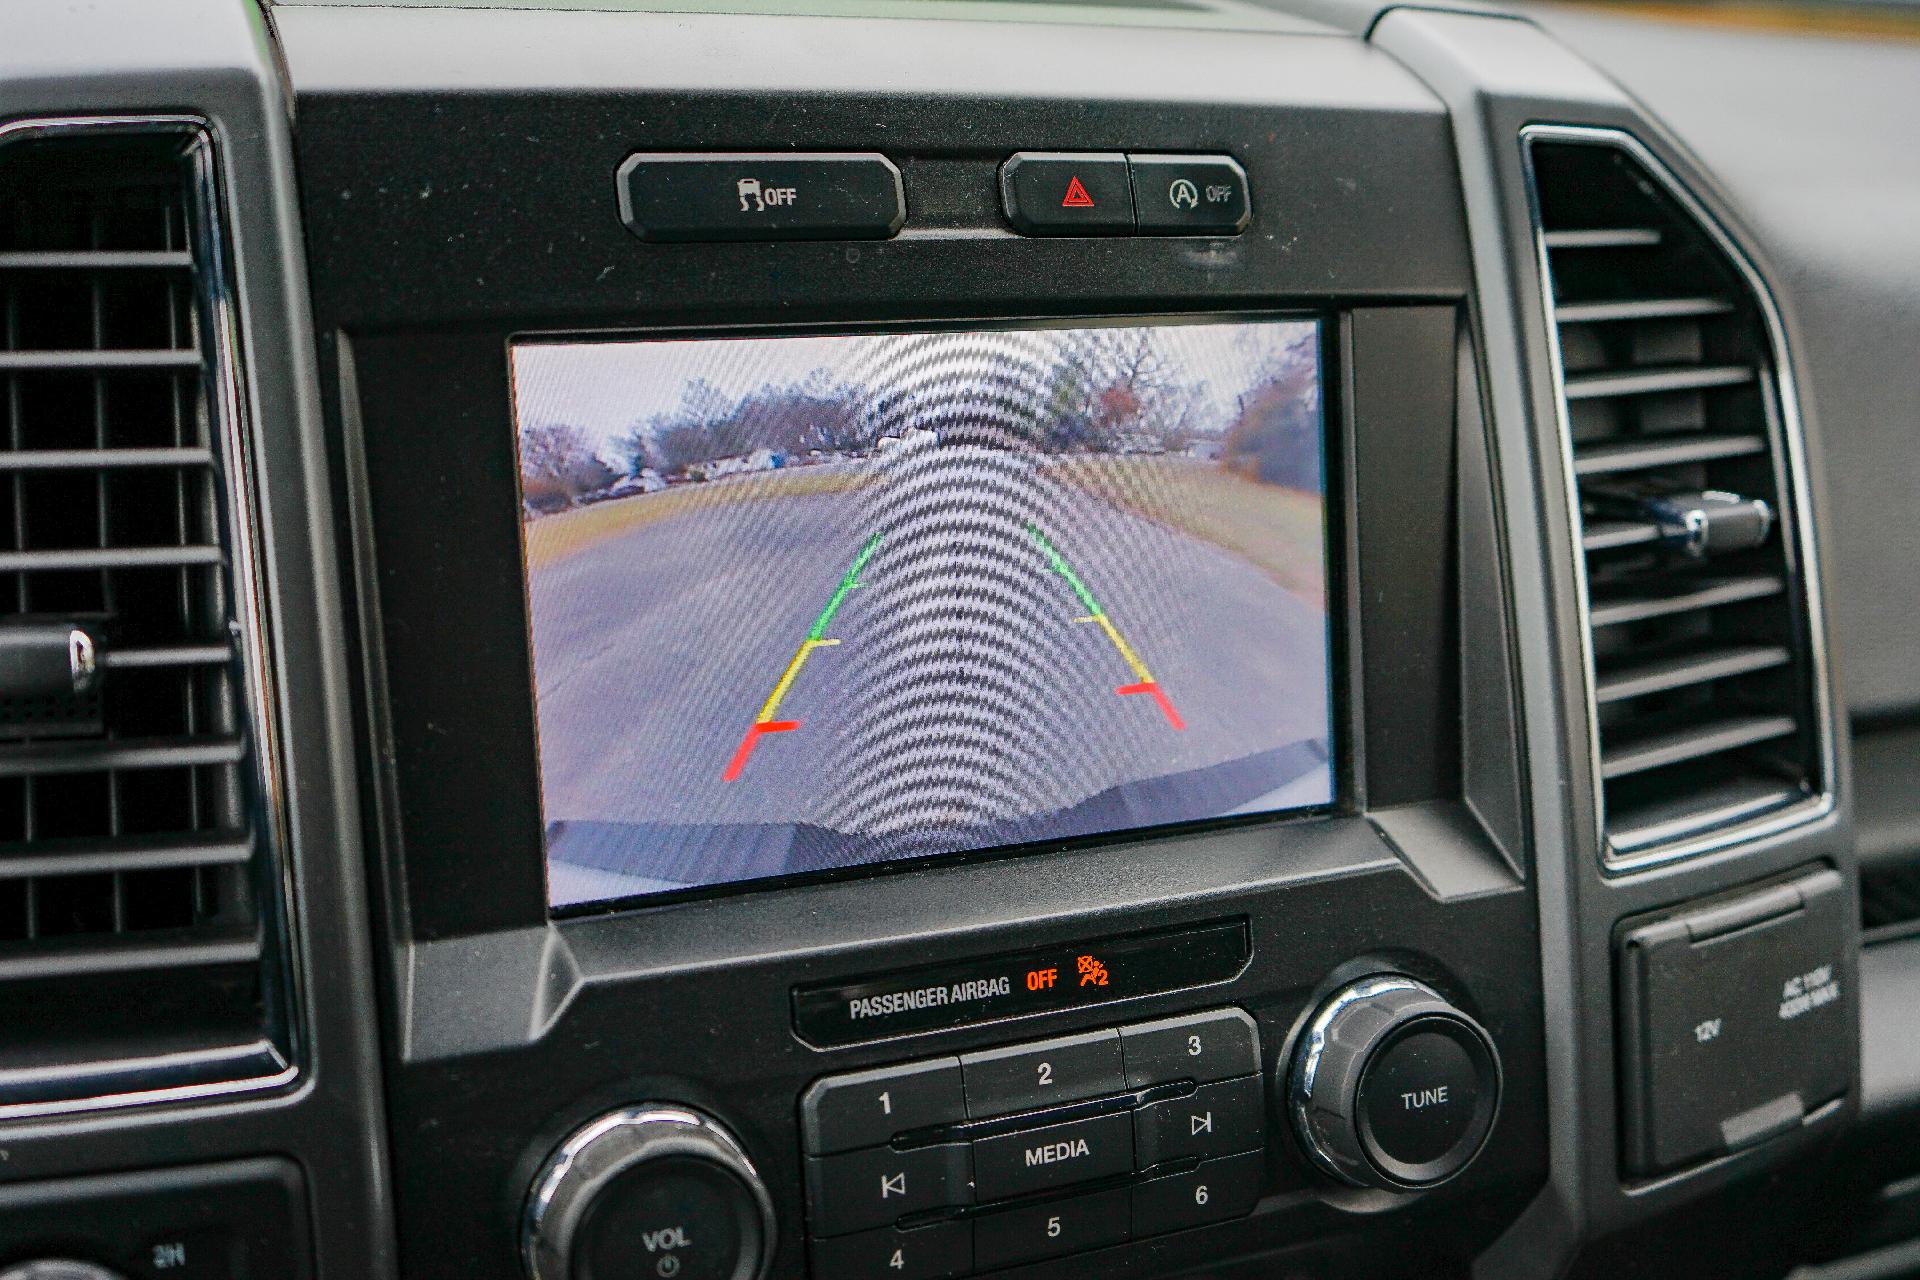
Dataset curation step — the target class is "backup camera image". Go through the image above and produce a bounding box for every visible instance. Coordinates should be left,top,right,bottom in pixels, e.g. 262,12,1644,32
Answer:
512,320,1333,910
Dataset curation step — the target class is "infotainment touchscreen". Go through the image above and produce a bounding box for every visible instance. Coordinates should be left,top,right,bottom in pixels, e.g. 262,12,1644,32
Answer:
512,318,1334,911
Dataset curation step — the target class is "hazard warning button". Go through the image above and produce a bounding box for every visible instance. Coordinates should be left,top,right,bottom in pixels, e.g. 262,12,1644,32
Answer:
1000,152,1134,236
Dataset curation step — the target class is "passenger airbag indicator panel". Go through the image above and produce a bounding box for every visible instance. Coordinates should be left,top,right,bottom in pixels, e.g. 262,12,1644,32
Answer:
791,920,1249,1047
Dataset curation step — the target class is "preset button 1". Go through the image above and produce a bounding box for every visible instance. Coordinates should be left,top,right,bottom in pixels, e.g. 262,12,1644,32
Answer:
802,1058,966,1154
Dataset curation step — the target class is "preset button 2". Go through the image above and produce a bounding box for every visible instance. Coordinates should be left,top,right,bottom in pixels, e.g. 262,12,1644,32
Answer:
962,1029,1124,1117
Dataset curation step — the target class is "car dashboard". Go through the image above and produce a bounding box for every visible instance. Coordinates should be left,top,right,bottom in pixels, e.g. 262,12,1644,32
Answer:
0,1,1915,1278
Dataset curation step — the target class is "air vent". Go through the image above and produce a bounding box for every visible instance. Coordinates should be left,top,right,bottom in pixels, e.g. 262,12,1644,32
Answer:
1526,128,1831,868
0,118,293,1111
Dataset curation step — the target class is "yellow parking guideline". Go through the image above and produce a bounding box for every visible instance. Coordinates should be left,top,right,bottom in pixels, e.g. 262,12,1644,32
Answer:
756,638,840,724
1075,614,1153,684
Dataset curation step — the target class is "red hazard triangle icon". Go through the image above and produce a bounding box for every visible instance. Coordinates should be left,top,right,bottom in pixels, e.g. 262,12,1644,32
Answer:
1061,176,1096,208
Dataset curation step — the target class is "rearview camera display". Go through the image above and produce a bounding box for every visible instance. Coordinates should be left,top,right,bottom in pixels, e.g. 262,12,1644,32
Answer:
512,318,1333,911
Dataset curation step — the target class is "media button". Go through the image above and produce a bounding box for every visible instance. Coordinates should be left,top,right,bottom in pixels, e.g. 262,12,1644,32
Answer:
972,1111,1133,1200
962,1029,1124,1117
802,1058,966,1154
1133,1075,1265,1167
804,1142,972,1237
617,152,905,242
1121,1007,1259,1088
973,1187,1130,1270
999,153,1134,236
1128,154,1250,235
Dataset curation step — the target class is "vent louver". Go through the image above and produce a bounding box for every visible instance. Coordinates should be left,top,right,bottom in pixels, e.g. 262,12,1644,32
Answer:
1526,129,1830,867
0,119,293,1111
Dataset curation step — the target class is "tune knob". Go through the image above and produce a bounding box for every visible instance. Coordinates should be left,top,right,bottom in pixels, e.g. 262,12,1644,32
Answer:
1287,976,1501,1191
524,1105,774,1280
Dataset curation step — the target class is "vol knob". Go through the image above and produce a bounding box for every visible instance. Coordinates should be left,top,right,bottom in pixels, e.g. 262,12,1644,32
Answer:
1287,976,1501,1191
524,1105,774,1280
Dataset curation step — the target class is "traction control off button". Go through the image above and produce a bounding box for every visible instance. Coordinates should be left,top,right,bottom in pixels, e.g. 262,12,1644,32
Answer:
617,152,905,243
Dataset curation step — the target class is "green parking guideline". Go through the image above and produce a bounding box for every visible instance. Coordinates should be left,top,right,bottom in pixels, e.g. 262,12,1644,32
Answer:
809,532,883,641
1028,523,1104,616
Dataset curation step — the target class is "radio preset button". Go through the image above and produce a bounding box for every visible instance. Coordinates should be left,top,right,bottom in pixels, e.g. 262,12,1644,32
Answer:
1133,1075,1265,1168
802,1058,966,1155
1131,1150,1264,1238
1127,154,1250,235
804,1142,972,1237
1121,1007,1259,1088
808,1220,971,1280
973,1187,1131,1270
972,1111,1134,1200
962,1029,1124,1117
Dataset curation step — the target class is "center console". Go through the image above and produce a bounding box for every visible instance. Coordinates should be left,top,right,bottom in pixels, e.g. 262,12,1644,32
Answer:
227,1,1857,1277
285,13,1546,1274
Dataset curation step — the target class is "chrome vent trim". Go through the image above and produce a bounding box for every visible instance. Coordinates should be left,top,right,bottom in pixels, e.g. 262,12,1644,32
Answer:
0,115,298,1116
1521,125,1836,873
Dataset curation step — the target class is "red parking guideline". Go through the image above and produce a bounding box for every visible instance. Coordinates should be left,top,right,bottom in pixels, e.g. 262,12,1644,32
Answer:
721,720,800,783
